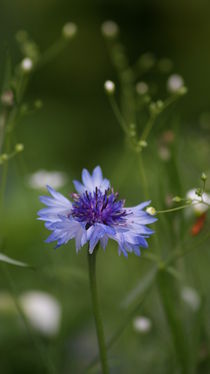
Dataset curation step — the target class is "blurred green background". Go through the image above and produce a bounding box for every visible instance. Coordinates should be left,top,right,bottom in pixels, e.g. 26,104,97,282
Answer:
0,0,210,373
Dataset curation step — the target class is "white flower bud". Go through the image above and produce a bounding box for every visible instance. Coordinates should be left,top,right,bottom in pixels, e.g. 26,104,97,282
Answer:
21,57,33,73
101,20,119,38
146,206,156,215
104,80,115,94
62,22,77,39
133,316,152,333
167,74,184,93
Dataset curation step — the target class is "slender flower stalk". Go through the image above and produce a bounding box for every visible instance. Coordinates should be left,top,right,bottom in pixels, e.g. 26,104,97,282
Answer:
87,245,109,374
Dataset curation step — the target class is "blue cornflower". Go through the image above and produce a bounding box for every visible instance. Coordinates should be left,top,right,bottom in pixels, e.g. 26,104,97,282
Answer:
38,166,157,257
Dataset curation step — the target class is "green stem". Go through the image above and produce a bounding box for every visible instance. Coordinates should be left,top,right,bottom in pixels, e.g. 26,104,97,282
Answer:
140,113,156,141
138,152,149,200
36,38,67,70
108,95,129,135
87,275,155,372
87,247,109,374
157,203,194,214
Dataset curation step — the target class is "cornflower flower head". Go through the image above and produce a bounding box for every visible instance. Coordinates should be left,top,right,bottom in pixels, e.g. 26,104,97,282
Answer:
38,166,157,256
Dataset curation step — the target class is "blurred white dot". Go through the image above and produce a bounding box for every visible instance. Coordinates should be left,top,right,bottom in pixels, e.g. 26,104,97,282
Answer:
20,291,61,336
158,146,171,161
101,21,119,38
62,22,77,39
167,74,184,93
21,57,33,72
133,316,152,334
181,287,201,311
104,80,115,94
136,81,148,95
27,170,67,190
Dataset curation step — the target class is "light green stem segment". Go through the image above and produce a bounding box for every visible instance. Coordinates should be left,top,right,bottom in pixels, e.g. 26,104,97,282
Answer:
87,247,109,374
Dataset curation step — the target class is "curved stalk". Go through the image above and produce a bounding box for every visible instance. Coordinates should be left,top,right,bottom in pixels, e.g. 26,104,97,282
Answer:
87,246,109,374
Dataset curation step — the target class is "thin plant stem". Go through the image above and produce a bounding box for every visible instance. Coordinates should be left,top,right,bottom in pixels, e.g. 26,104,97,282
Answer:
87,246,109,374
36,38,67,70
140,113,156,141
157,200,210,215
108,95,129,135
157,203,194,214
138,151,149,200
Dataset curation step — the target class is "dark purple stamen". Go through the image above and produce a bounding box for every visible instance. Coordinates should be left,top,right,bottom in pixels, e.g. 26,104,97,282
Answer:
71,188,127,228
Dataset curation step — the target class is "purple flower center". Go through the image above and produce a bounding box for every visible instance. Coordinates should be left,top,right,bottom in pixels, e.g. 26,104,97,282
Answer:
71,187,127,228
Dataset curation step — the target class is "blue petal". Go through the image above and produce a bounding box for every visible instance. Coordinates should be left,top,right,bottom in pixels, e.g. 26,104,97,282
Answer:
73,180,85,194
82,169,93,191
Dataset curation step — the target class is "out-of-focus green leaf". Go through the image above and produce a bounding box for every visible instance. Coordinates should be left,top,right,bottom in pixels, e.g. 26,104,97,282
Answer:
0,253,30,268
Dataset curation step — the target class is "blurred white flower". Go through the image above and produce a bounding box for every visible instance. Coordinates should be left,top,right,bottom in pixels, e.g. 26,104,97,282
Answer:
104,80,115,94
136,81,148,95
27,170,67,190
101,21,119,38
20,291,61,336
62,22,77,39
186,188,210,215
167,74,184,93
181,287,201,311
133,316,152,334
21,57,33,73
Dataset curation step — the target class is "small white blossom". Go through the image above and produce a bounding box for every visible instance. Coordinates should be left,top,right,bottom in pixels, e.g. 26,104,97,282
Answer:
186,188,210,215
104,80,115,94
133,316,152,333
27,170,67,190
136,81,148,95
20,291,61,336
21,57,33,73
101,21,119,38
167,74,184,93
181,287,201,311
62,22,77,39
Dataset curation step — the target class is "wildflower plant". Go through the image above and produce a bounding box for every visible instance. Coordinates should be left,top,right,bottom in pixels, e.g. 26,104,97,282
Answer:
38,166,156,372
0,14,210,374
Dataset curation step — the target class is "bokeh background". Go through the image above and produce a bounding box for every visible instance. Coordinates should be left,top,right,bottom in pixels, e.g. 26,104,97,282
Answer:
0,0,210,373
